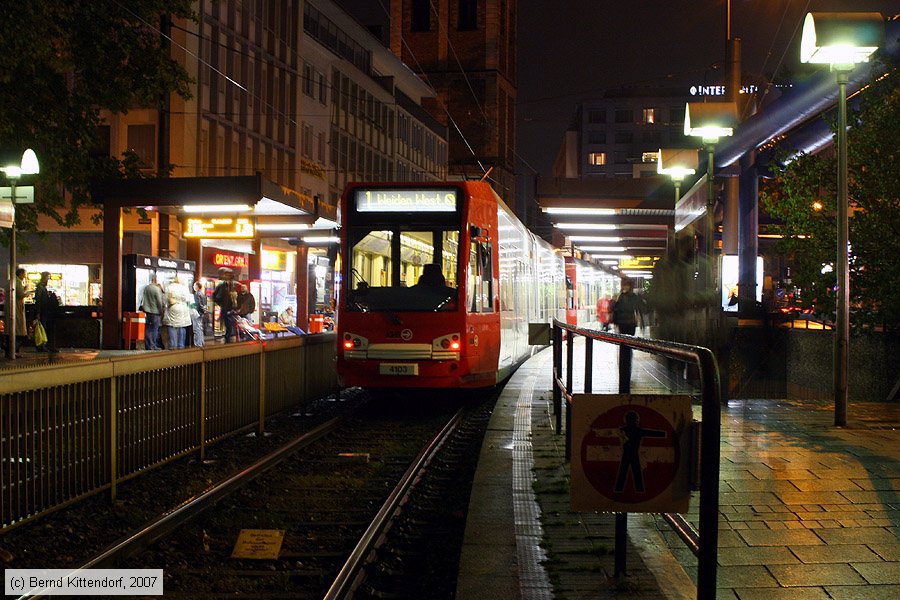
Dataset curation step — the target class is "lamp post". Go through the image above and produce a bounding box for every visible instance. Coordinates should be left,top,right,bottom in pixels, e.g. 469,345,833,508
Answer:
657,148,699,250
800,12,883,426
1,149,40,360
683,102,738,297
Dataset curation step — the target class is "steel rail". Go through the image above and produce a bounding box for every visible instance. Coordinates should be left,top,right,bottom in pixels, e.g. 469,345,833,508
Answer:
324,408,465,600
18,417,344,600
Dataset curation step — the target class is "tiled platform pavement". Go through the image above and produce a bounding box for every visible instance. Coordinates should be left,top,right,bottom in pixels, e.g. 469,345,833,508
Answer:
458,334,900,599
659,397,900,599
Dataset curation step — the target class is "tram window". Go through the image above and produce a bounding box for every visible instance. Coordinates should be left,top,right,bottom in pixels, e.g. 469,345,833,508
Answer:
467,240,493,313
348,227,459,312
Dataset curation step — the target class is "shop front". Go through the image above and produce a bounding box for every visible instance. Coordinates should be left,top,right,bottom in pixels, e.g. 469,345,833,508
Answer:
201,246,250,338
123,254,196,312
20,263,103,348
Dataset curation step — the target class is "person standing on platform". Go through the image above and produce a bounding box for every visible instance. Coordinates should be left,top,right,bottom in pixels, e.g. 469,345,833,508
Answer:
163,276,191,349
611,277,647,393
34,271,60,353
213,268,237,343
235,283,256,340
14,268,33,352
191,281,207,347
140,277,166,350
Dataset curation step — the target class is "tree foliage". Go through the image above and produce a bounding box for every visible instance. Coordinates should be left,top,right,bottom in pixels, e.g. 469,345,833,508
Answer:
0,0,195,233
762,57,900,330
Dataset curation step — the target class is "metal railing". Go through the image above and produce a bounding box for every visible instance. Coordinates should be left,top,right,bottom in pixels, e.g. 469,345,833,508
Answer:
0,333,337,531
551,319,721,600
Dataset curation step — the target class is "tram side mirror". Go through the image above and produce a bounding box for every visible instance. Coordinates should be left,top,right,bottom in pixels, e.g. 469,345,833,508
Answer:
528,322,551,345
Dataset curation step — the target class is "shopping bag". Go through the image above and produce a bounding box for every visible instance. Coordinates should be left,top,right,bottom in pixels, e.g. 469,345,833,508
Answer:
34,320,48,348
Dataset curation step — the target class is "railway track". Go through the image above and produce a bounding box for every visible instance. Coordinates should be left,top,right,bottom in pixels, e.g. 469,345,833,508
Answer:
22,392,496,599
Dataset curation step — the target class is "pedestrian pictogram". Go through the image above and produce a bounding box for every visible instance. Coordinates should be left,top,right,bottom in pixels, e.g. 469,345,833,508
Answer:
571,394,692,513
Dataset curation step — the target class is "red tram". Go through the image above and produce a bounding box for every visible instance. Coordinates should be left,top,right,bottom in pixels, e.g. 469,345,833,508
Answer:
335,182,616,389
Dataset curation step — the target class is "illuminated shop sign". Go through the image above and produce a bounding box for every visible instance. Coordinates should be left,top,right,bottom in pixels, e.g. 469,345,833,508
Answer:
262,250,287,271
129,254,195,271
184,217,255,239
689,84,759,96
355,189,457,213
213,253,249,269
619,257,660,269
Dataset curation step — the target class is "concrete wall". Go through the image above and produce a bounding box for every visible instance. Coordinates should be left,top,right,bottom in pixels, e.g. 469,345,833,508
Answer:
727,327,900,402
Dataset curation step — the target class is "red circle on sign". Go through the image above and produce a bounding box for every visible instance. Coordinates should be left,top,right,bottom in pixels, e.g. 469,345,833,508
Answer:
580,404,678,503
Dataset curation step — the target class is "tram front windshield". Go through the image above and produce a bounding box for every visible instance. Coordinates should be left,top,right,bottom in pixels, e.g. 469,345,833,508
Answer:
347,228,460,312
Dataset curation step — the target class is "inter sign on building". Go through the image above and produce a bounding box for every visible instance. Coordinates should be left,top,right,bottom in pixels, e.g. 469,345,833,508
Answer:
571,394,692,513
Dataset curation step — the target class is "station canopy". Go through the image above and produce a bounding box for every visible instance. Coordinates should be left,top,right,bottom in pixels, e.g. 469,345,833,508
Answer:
537,177,673,274
92,174,338,240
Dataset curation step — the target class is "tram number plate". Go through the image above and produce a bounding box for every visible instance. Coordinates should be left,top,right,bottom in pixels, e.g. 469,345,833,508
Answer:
380,363,419,376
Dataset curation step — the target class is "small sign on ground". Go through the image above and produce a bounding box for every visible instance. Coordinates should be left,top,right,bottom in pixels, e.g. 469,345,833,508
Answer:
231,529,285,560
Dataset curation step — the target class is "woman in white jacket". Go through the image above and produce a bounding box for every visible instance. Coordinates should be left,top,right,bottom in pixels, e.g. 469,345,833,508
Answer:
162,276,192,349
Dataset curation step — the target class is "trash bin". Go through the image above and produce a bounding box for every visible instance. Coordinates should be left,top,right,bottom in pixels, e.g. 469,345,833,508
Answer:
123,311,146,349
308,313,325,333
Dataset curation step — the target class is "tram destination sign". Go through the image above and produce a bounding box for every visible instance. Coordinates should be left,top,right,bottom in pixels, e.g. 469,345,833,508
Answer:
355,188,457,212
184,217,255,239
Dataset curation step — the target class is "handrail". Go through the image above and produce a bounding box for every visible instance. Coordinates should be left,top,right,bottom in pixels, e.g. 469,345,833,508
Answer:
551,319,721,600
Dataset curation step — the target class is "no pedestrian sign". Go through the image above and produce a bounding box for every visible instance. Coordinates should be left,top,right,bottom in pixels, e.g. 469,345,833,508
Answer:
571,394,692,514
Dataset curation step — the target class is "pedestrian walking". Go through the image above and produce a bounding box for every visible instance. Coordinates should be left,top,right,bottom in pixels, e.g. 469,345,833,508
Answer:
191,281,207,347
611,277,647,393
14,268,33,352
212,268,237,343
140,277,166,350
34,271,60,353
163,276,191,349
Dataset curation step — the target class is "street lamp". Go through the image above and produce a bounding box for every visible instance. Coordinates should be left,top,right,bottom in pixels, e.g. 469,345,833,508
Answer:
800,12,883,427
1,148,40,359
684,101,738,295
657,148,699,252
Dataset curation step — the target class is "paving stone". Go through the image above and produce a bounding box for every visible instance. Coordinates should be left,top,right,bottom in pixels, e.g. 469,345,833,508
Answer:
732,587,830,600
868,543,900,561
720,491,783,506
768,563,867,587
851,478,900,491
738,528,824,547
777,491,850,505
716,565,779,588
717,545,799,566
841,490,898,504
790,544,883,564
815,527,898,545
824,584,900,599
792,479,864,492
852,562,900,584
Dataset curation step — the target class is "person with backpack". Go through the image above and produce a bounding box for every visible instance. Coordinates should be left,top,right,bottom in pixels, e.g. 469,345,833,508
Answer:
34,271,60,353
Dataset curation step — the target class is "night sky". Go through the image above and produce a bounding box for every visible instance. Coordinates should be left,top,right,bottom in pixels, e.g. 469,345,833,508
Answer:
516,0,899,176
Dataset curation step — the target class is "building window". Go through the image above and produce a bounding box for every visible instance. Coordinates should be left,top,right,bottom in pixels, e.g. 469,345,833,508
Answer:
614,131,633,144
614,109,633,124
587,131,606,144
642,108,655,124
641,151,659,164
588,152,606,166
126,124,156,169
412,0,430,31
587,109,606,124
318,72,327,104
303,63,314,97
91,125,112,158
458,0,477,30
670,105,685,124
614,151,628,164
